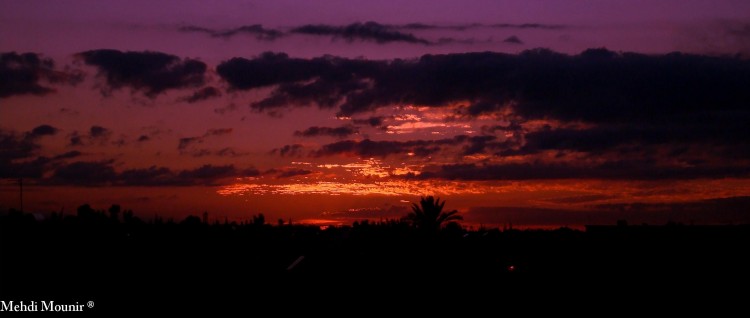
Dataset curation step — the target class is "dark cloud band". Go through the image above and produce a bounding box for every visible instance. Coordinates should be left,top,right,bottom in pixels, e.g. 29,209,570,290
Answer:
1,52,83,98
77,49,207,97
291,22,431,44
217,49,750,125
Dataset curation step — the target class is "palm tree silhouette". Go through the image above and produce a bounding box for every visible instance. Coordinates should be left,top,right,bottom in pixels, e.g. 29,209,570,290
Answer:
406,196,462,231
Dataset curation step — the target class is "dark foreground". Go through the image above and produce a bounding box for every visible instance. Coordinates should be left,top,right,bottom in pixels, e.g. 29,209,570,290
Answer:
2,210,749,313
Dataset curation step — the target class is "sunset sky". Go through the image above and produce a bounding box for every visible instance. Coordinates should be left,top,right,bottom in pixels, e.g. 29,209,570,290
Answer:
2,0,750,227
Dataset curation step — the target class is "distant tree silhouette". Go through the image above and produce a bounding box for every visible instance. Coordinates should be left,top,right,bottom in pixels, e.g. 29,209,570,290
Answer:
406,196,462,232
253,213,265,226
123,209,135,223
108,204,121,222
77,204,96,219
181,215,203,227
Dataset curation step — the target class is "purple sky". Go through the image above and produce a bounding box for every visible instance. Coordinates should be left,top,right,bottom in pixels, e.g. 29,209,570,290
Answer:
2,0,750,227
3,0,750,58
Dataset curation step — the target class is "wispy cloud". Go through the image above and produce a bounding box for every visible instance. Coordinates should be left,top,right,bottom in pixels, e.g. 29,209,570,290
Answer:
178,128,234,156
178,24,283,40
271,144,305,157
179,86,221,103
174,21,565,46
294,125,358,138
291,21,431,44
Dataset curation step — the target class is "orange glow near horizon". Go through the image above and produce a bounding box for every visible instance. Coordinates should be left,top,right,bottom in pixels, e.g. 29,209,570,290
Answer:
217,175,750,209
217,180,491,196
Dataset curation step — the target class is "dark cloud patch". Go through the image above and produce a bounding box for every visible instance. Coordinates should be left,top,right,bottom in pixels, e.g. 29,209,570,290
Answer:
506,116,750,157
137,126,171,143
213,103,239,115
499,49,750,123
1,128,48,161
397,22,565,31
77,49,206,97
312,135,502,158
294,125,358,138
490,23,564,30
215,147,246,157
391,22,565,32
266,168,313,179
112,136,128,147
59,108,80,116
121,164,258,186
272,144,304,157
503,36,523,44
28,125,59,138
217,52,382,111
0,156,51,179
52,151,82,160
251,76,370,110
0,129,60,178
1,52,55,97
218,52,335,90
481,121,523,135
188,149,211,157
175,22,563,46
291,21,431,45
219,49,750,122
1,52,83,98
0,128,242,184
90,125,110,138
166,164,258,185
397,23,442,30
177,164,238,182
240,167,262,177
68,125,112,146
314,138,461,158
51,162,258,186
396,23,482,31
179,25,282,40
189,147,247,158
178,137,201,150
460,135,497,155
206,128,232,136
180,86,221,103
69,133,83,146
177,25,213,35
177,128,233,152
118,166,178,186
315,140,388,157
52,160,118,185
353,116,387,128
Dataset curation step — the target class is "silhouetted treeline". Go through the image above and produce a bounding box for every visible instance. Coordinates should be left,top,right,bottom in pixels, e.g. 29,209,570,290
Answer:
2,204,749,313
